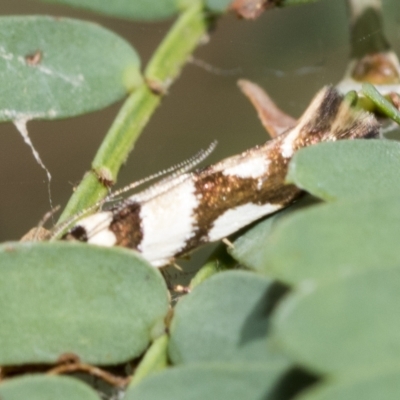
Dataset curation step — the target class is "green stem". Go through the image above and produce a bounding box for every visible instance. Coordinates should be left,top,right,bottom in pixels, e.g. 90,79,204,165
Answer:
58,1,208,224
129,334,169,386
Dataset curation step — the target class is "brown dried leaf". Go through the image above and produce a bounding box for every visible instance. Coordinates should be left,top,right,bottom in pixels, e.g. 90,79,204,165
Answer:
238,79,296,137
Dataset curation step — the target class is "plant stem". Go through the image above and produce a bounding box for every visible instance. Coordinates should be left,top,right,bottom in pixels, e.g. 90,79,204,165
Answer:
129,334,169,386
58,1,208,224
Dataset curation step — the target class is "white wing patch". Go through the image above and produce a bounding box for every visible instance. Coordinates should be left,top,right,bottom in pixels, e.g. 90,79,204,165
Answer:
139,179,200,267
80,212,116,247
208,202,280,242
280,126,300,158
223,156,270,179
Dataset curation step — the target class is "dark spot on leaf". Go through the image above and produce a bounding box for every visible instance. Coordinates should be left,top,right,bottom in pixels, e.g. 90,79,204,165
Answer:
25,50,42,66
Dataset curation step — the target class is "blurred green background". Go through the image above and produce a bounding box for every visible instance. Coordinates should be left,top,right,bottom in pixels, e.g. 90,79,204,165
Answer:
0,0,398,257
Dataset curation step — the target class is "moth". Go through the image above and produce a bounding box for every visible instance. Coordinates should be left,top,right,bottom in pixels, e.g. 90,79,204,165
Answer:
62,87,379,267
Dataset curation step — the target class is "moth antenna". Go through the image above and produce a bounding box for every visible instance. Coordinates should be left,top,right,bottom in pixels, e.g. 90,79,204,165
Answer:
50,141,217,239
110,141,217,213
107,140,217,201
112,171,191,214
49,203,105,240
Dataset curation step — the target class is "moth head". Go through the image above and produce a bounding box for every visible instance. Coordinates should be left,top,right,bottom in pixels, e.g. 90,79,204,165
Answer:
286,86,380,153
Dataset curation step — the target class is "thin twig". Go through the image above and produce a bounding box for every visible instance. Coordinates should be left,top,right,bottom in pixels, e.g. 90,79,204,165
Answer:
47,362,130,388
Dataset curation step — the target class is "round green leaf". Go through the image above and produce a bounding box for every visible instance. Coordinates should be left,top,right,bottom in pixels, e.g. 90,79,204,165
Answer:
262,197,400,284
38,0,234,20
39,0,184,20
169,270,289,367
0,242,169,365
230,213,285,272
297,367,400,400
0,375,100,400
273,269,400,373
287,140,400,201
0,16,141,121
125,364,284,400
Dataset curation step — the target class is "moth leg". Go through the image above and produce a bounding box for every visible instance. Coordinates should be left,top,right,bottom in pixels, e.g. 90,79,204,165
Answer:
222,237,234,249
171,262,183,272
173,285,191,294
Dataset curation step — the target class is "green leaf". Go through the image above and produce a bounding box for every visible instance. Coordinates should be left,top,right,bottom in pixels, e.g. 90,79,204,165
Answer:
169,270,289,367
0,242,169,366
124,364,284,400
362,83,400,124
39,0,187,20
261,197,400,285
38,0,235,20
0,375,100,400
296,367,400,400
0,16,141,121
287,140,400,201
230,196,320,271
273,269,400,374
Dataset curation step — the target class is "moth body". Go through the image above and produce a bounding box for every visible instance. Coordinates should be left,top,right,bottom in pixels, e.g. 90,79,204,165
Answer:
64,87,379,267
